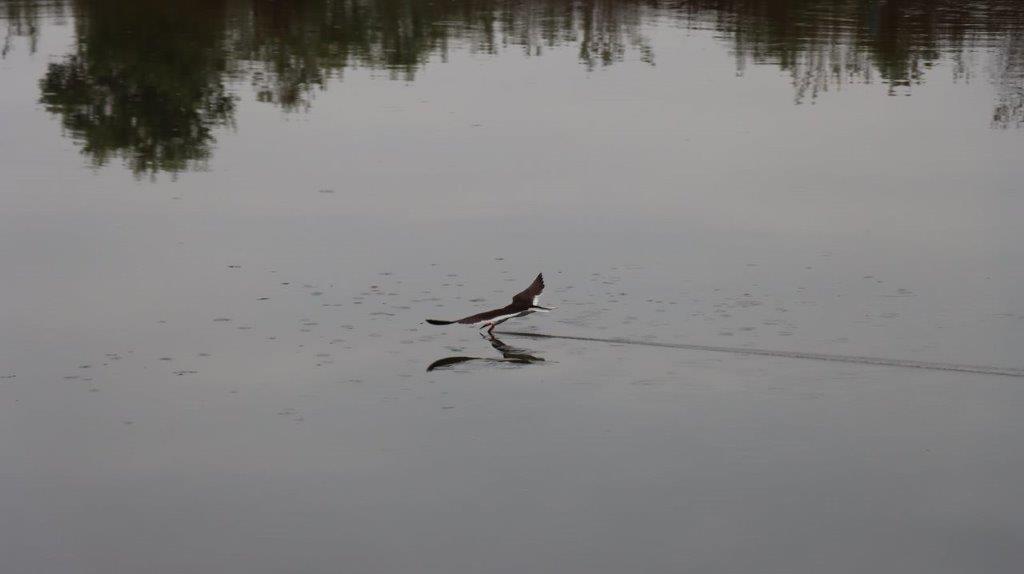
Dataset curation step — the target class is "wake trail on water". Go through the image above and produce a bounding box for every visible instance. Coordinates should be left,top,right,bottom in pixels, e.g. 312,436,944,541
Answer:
496,331,1024,378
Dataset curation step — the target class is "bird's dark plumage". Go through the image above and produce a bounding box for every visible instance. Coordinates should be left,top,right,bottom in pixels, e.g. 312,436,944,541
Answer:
426,273,549,334
512,273,544,305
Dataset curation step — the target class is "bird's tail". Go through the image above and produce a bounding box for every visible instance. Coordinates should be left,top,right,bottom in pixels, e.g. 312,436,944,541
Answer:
426,319,455,325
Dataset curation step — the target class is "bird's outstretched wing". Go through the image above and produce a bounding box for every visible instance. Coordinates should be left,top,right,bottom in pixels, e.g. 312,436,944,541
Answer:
426,306,513,326
453,307,514,325
511,273,544,306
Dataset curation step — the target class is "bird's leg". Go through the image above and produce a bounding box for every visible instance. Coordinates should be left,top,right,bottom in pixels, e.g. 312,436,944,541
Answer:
487,323,496,336
479,324,494,339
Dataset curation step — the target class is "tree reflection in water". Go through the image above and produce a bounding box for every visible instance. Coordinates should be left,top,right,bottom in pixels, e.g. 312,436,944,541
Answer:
36,1,234,176
1,0,1021,174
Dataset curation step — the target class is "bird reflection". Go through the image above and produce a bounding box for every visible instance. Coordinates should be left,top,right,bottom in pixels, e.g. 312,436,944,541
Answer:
426,335,544,372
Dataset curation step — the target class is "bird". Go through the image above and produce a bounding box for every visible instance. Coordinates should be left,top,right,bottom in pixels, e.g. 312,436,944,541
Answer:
426,273,553,336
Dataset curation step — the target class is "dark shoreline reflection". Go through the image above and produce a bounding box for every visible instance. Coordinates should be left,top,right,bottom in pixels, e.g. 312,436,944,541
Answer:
37,1,235,175
3,0,1023,174
427,336,545,372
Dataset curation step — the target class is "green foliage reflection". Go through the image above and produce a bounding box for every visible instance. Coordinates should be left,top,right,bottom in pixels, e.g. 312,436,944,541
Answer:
6,0,1021,175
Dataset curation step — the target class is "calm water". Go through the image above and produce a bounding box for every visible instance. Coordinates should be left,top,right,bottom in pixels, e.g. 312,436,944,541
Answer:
2,1,1024,572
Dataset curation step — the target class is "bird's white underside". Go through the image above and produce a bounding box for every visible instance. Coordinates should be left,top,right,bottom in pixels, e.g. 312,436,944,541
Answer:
472,308,545,327
471,313,518,327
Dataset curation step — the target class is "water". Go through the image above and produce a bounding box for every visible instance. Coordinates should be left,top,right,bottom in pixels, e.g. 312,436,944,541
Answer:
2,1,1023,572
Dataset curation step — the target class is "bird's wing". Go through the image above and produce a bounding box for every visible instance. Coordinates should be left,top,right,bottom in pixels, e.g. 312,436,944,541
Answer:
511,273,544,306
455,306,515,325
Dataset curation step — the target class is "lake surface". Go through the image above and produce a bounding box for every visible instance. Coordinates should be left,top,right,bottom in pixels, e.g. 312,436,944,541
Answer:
2,1,1023,572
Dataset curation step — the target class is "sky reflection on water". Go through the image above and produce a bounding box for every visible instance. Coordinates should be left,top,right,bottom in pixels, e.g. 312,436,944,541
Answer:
2,2,1023,574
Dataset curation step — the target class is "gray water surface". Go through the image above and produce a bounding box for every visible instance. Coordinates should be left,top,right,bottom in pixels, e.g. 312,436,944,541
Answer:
2,1,1023,572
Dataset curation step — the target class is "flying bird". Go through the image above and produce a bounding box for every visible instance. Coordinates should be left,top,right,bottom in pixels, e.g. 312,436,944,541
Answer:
426,273,553,336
